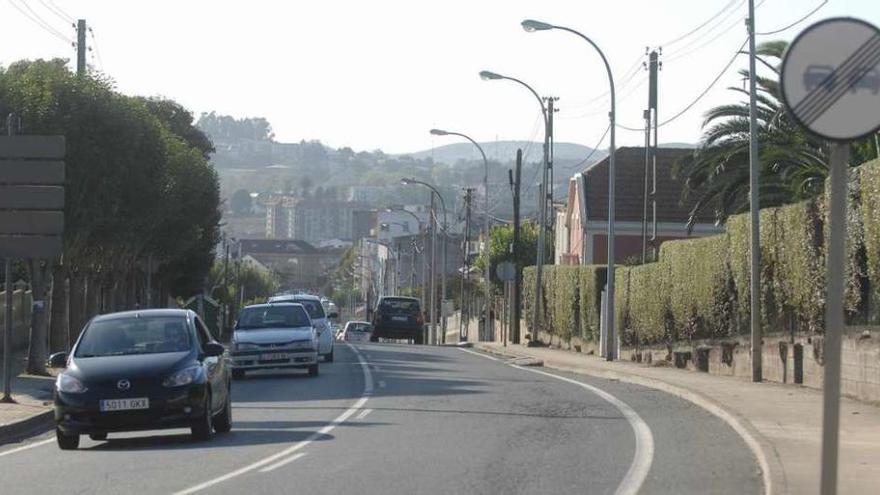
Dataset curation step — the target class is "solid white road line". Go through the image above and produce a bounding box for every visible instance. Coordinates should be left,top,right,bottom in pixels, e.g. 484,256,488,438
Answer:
258,453,307,473
173,343,373,494
355,408,372,420
0,437,54,458
457,347,502,362
458,348,655,495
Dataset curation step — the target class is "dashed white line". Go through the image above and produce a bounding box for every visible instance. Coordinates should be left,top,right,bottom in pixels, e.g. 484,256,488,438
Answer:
258,452,307,473
458,347,655,495
0,437,54,458
355,408,373,420
173,343,373,494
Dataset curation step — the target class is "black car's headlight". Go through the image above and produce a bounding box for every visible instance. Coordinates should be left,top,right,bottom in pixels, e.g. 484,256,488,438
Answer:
56,373,88,394
162,366,204,387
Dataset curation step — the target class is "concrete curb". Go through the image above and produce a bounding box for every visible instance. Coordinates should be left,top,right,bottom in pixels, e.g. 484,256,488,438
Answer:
0,409,54,446
473,343,787,495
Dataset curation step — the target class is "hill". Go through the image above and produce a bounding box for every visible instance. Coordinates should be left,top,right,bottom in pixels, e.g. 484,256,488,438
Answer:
403,140,602,165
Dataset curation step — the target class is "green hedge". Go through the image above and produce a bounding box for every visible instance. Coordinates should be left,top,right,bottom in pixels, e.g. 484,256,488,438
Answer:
521,157,880,345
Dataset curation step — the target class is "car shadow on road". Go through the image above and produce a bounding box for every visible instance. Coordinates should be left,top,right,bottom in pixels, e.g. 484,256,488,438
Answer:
84,428,336,452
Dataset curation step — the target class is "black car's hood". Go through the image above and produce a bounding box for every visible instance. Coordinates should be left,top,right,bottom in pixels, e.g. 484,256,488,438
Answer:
68,351,194,382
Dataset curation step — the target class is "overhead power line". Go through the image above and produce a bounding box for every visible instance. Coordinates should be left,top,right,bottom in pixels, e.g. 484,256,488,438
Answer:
564,124,611,172
618,38,749,132
659,0,743,47
757,0,827,35
38,0,73,24
7,0,74,44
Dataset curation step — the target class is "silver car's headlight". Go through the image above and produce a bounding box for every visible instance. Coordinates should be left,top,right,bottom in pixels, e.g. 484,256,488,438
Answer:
289,340,315,350
163,366,203,387
235,342,259,351
56,374,87,394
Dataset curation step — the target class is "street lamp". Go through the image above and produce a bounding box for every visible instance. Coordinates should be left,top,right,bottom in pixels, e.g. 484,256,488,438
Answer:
430,128,491,344
522,19,617,360
400,177,449,344
480,69,549,346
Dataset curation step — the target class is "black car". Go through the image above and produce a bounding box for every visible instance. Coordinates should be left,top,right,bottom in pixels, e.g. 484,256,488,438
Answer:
371,296,424,344
49,309,232,450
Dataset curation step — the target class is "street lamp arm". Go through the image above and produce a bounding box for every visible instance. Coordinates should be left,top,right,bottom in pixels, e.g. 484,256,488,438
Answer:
498,75,549,128
551,25,616,109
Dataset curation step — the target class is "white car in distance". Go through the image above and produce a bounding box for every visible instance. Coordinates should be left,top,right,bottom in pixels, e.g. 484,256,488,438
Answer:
342,321,373,343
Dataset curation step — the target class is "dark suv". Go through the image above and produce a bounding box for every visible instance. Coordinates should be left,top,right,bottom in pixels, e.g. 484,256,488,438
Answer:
371,297,424,344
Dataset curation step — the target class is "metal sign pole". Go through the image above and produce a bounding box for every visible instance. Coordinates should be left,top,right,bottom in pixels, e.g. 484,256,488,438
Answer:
3,258,13,402
820,143,849,495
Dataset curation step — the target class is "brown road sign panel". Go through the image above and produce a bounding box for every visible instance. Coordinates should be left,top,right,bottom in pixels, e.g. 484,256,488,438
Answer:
0,136,65,159
0,211,64,235
0,235,62,258
0,186,64,210
0,160,65,185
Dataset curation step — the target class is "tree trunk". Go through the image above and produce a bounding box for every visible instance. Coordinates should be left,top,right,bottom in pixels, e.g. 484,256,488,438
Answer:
68,272,85,346
48,265,68,353
26,260,49,375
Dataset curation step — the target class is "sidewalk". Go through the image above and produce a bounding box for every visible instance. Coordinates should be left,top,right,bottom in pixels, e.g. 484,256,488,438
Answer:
474,342,880,495
0,354,56,445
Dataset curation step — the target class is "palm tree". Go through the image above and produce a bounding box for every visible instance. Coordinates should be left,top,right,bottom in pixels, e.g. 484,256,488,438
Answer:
677,40,830,229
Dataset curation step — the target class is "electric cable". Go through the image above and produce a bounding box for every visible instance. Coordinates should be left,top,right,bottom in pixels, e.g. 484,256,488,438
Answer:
757,0,827,35
8,0,74,43
659,0,743,47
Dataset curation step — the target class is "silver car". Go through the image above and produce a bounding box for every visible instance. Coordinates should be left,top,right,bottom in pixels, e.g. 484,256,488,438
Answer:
268,294,336,362
231,303,319,378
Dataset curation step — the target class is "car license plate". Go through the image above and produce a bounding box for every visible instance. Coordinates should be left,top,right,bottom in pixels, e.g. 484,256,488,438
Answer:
100,397,149,412
260,353,289,361
392,316,407,322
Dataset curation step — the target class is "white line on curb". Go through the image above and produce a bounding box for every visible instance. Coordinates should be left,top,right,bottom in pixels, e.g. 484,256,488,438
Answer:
0,437,54,458
258,452,307,473
173,343,373,494
458,347,654,495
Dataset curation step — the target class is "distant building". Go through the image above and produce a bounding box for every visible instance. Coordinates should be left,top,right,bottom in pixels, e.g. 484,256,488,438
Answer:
240,238,344,292
556,147,724,265
263,196,368,243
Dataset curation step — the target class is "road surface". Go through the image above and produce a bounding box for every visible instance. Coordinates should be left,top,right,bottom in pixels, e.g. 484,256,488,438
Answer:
0,343,761,494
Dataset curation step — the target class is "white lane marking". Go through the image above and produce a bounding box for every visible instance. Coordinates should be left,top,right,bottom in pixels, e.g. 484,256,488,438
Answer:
458,347,502,362
0,437,54,458
458,348,654,495
378,380,386,388
173,343,373,494
355,408,372,420
258,452,307,473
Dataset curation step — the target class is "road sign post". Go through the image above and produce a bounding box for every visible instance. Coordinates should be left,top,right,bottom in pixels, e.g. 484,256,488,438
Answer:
0,129,65,402
780,17,880,495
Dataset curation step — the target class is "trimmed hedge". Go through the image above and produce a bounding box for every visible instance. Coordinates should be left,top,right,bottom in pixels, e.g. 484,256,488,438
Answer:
522,157,880,346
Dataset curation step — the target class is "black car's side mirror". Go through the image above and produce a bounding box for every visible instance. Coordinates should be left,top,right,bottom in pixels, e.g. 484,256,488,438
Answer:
203,342,225,357
47,351,68,368
328,311,339,319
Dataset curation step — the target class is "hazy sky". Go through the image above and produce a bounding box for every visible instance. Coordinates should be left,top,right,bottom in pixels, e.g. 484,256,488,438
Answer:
2,1,877,159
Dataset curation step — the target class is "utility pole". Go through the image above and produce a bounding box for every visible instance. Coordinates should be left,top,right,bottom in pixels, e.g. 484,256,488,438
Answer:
641,49,660,263
531,96,552,346
2,114,21,403
76,19,87,76
546,97,558,243
747,0,762,383
461,188,474,342
510,150,522,344
429,194,437,345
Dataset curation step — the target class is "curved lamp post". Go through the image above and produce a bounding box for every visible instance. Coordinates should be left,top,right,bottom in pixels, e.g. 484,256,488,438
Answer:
430,128,491,343
479,69,550,346
522,19,617,360
386,207,425,303
400,178,449,344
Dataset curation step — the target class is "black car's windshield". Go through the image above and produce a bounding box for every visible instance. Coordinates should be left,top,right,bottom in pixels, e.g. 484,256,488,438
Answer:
237,305,311,329
75,316,192,357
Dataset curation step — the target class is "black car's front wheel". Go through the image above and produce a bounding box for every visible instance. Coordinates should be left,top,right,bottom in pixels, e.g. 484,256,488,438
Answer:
88,432,107,441
308,364,319,377
232,369,245,380
56,428,79,450
191,393,214,441
324,347,334,362
214,388,232,433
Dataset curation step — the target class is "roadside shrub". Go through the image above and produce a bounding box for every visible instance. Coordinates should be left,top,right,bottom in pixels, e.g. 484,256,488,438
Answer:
578,266,606,342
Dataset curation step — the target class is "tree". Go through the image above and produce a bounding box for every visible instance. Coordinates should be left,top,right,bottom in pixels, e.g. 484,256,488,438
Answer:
677,40,878,228
230,189,253,214
474,221,546,290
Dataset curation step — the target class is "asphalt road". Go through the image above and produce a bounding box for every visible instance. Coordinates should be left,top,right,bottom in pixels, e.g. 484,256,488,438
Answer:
0,343,762,494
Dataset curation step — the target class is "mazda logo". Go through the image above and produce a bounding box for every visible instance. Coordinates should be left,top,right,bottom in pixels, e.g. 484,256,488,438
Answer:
117,379,131,391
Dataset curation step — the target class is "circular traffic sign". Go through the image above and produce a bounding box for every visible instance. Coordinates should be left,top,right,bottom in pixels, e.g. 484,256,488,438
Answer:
781,17,880,141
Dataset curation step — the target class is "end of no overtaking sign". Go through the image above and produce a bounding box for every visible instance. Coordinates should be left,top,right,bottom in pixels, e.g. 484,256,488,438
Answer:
781,17,880,141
